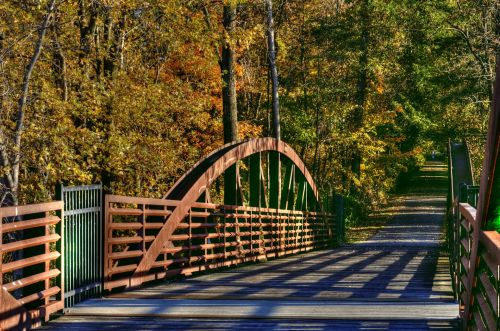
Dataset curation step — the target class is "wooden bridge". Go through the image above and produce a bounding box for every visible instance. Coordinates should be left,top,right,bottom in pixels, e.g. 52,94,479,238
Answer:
1,81,500,330
41,160,460,330
1,138,499,330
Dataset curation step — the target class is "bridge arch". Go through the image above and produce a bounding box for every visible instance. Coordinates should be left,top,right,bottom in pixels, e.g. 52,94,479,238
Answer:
164,138,320,204
104,138,335,290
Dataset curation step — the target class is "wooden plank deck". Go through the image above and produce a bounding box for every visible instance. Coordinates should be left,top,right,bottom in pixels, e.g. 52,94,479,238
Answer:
42,162,459,330
42,317,459,330
104,248,454,302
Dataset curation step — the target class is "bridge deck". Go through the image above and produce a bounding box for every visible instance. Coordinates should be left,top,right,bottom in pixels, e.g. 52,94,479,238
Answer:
42,162,459,330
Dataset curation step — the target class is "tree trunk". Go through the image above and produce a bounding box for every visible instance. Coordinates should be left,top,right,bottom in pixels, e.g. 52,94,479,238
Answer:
313,56,322,182
0,32,4,57
221,4,238,143
494,3,500,99
52,19,68,101
352,0,369,177
77,0,97,64
102,8,114,78
266,0,281,140
220,4,240,206
0,32,4,111
300,2,309,129
481,2,494,102
7,0,56,205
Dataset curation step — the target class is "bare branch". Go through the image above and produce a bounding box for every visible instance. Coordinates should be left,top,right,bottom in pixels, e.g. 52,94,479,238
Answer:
11,0,57,199
447,21,492,80
202,3,223,65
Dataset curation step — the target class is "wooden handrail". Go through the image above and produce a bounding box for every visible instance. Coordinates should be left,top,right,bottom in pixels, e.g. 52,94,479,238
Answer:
0,201,63,218
479,231,500,265
106,194,335,217
452,203,500,328
458,203,477,227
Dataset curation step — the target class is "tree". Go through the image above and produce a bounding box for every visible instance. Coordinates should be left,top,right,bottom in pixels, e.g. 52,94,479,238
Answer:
265,0,281,140
351,0,370,177
222,2,239,143
0,0,56,205
0,0,495,224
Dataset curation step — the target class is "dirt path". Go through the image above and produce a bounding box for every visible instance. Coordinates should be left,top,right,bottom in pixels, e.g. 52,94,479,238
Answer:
354,161,449,248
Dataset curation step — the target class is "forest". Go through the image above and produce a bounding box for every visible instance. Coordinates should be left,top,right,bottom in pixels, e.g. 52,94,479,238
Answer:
0,0,498,224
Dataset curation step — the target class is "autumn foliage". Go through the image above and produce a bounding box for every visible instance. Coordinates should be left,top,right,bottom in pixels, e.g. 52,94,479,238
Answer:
0,1,498,222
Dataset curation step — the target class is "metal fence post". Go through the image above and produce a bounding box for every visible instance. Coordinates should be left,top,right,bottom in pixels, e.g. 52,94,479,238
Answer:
458,183,468,203
335,194,345,245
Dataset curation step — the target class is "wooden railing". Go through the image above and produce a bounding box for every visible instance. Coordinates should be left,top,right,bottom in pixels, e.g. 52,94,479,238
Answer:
104,195,334,291
451,202,500,329
1,202,64,331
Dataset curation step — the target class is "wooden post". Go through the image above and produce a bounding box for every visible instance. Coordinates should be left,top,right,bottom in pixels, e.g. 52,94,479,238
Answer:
104,195,110,287
335,195,345,245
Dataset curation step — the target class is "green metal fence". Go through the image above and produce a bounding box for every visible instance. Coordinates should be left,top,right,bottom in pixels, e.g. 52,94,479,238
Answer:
56,183,103,308
458,183,480,208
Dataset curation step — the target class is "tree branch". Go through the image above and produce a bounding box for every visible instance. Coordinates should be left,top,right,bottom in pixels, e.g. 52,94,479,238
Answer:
202,3,222,66
447,21,491,79
11,0,57,199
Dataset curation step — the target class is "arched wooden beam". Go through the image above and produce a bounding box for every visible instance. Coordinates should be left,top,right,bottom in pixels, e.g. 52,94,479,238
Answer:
130,138,320,287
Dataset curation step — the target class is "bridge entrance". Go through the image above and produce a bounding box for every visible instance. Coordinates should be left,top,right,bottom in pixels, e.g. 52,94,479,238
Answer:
42,160,459,330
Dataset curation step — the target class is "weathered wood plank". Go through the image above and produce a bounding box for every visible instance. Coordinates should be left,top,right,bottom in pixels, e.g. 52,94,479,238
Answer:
41,316,459,331
65,298,458,321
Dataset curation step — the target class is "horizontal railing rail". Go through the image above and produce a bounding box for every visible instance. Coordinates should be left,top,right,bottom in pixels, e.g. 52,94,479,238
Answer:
1,201,64,331
104,194,335,291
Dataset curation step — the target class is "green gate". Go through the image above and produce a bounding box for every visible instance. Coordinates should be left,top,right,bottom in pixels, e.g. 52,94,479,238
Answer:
56,184,103,308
